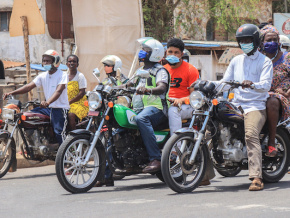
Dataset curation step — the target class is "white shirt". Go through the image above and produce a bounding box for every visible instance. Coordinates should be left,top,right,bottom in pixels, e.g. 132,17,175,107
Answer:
221,50,273,114
33,69,70,109
68,71,87,89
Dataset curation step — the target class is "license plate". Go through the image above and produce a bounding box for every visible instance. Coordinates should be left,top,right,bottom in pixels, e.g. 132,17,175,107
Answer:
88,111,99,117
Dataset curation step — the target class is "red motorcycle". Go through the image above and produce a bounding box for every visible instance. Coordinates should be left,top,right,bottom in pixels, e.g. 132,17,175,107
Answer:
0,96,88,178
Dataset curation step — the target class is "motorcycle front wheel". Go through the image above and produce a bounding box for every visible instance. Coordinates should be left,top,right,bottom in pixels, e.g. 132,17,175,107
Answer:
55,134,105,193
161,133,208,193
0,134,16,178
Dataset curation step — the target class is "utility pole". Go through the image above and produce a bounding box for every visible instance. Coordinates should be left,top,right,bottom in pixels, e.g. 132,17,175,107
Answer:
285,0,288,13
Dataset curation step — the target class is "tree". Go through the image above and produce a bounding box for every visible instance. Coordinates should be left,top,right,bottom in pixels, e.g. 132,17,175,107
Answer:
142,0,181,41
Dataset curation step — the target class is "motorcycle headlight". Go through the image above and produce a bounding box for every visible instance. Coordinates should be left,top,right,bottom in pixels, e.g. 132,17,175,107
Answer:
189,91,205,109
115,96,131,108
2,108,15,121
88,91,102,111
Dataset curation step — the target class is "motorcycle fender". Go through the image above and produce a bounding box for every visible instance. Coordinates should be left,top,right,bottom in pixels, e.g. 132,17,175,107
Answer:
0,129,12,138
175,127,198,138
68,129,105,146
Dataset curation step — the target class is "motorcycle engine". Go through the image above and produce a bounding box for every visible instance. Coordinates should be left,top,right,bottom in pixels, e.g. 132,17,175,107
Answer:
113,128,148,168
24,128,52,157
217,124,247,164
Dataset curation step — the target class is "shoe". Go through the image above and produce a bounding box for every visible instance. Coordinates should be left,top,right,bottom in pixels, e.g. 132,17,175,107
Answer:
8,159,17,172
265,146,277,157
94,178,114,187
142,160,161,173
249,179,264,191
199,180,211,186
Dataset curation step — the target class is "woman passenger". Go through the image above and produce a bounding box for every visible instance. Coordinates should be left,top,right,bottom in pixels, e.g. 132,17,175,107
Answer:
66,55,89,130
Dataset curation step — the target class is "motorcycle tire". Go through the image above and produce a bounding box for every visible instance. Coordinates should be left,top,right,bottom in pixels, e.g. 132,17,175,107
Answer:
161,133,208,193
262,128,290,183
155,171,165,182
0,134,16,178
55,134,106,193
215,167,241,177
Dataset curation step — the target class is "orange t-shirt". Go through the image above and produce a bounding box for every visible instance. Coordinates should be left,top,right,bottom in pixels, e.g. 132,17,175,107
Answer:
164,61,199,99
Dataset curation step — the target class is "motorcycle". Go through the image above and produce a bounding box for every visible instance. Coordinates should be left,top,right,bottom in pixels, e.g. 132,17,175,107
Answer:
55,69,190,193
161,80,290,193
0,96,89,178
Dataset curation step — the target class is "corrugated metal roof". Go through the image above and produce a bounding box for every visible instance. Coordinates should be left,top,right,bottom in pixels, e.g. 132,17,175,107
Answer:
2,60,25,69
183,40,239,48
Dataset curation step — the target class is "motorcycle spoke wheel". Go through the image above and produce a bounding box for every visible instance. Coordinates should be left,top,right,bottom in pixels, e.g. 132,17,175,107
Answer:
161,133,208,193
56,135,105,193
0,136,15,178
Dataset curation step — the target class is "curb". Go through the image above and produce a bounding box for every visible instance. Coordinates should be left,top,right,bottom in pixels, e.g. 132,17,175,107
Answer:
16,153,54,169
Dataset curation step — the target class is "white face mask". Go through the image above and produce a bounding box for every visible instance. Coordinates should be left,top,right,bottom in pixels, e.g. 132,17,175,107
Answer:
281,48,287,53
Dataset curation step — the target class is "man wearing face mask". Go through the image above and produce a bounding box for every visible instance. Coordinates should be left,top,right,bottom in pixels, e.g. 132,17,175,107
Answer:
3,50,69,145
126,37,170,173
164,38,199,137
221,24,273,191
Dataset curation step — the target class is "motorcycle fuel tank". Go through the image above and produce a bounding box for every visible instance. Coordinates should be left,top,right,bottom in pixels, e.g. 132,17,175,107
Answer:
20,112,50,128
215,102,244,124
113,104,138,129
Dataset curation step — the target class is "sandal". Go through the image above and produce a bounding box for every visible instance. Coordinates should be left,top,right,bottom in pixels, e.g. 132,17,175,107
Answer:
249,179,264,191
265,146,277,157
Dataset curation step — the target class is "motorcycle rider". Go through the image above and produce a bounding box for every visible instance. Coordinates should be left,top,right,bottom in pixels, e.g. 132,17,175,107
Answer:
164,38,214,186
95,55,127,187
221,24,273,191
127,37,170,173
3,50,69,145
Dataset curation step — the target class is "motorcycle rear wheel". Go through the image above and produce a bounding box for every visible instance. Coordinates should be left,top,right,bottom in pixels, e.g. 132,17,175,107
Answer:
55,134,105,193
161,133,208,193
0,134,16,178
214,165,241,177
262,128,290,183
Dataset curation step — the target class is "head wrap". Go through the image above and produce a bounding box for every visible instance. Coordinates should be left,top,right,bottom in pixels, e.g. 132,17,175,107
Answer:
260,24,280,37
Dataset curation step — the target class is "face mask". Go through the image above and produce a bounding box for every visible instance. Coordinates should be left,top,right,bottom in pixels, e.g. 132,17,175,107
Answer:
183,59,188,62
263,42,278,54
280,45,287,53
138,50,148,61
240,43,254,54
43,64,52,71
165,55,180,65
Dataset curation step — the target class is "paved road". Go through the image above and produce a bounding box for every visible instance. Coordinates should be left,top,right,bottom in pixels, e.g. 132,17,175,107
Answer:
1,165,290,218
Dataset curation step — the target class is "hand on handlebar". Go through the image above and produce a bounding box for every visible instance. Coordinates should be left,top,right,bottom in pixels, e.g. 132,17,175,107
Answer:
40,101,49,108
2,93,11,100
241,80,254,89
136,87,151,95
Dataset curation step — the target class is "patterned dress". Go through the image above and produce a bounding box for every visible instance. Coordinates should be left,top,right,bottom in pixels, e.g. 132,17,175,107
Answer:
67,72,89,120
269,52,290,121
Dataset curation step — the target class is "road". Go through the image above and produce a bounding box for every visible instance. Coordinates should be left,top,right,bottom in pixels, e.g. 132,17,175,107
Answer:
1,165,290,218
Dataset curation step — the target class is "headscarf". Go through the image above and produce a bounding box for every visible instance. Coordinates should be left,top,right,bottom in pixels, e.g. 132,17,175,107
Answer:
260,24,280,39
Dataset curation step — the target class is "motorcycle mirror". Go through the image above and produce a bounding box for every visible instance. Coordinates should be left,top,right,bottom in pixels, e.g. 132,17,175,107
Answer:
92,68,101,83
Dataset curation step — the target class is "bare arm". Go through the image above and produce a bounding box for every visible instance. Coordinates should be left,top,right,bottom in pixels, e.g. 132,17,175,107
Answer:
41,84,65,107
136,82,167,95
3,82,36,100
69,88,86,104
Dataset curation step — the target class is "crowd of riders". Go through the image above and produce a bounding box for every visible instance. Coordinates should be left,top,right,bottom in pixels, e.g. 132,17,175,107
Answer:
3,21,290,191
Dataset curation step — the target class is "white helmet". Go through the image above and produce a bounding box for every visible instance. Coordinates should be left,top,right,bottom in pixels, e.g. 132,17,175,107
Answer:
279,35,290,47
137,37,164,62
101,55,122,71
43,50,61,67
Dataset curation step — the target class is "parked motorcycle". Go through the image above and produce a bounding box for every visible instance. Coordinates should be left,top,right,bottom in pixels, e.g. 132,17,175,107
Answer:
161,80,290,193
55,69,188,193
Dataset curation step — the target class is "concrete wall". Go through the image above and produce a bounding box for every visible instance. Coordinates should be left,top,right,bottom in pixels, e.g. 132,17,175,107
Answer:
189,54,214,80
0,0,73,64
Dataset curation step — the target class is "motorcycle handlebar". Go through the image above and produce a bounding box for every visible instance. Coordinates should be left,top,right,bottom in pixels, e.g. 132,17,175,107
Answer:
224,81,254,89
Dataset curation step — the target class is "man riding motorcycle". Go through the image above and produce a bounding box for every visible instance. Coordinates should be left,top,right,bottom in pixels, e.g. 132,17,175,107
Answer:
220,24,273,191
127,37,170,173
3,50,69,145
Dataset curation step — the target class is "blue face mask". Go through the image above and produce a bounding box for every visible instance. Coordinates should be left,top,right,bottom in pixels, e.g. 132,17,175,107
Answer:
138,50,148,61
263,41,278,54
43,64,52,71
165,55,180,64
240,43,254,54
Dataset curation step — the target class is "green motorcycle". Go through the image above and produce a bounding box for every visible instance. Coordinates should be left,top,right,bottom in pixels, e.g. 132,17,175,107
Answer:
55,69,183,193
